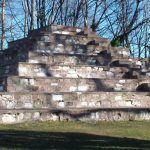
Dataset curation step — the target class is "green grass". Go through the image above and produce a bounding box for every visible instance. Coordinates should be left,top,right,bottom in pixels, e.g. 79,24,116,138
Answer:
0,121,150,150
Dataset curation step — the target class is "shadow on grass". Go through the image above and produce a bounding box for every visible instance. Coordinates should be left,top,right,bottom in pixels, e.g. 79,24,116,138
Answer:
0,130,150,150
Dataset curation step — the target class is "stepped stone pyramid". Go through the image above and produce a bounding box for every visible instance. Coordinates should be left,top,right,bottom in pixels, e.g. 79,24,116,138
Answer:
0,25,150,124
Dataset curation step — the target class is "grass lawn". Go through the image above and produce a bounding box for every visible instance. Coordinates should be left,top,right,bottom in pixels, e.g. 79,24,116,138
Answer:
0,121,150,150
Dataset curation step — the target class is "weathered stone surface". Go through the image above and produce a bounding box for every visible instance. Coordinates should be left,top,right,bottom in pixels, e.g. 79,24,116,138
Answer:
0,25,150,123
0,92,149,109
0,108,150,124
1,63,133,78
1,77,149,93
1,114,16,124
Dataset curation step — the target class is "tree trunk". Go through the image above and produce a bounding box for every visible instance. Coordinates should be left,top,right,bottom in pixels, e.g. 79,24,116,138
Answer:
60,0,63,25
82,0,88,27
30,0,35,30
35,0,39,28
1,0,5,50
23,0,28,36
40,0,45,27
48,0,56,25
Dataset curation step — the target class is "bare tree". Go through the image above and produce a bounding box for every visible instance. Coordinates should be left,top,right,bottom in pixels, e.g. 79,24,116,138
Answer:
22,0,28,36
1,0,5,50
108,0,150,47
72,0,82,27
82,0,88,27
30,0,35,30
40,0,45,27
48,0,56,25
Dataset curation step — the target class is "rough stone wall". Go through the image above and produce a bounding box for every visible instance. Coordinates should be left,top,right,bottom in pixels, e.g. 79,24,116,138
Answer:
0,92,149,109
0,25,149,124
0,87,149,124
1,110,150,124
1,63,143,79
0,77,149,92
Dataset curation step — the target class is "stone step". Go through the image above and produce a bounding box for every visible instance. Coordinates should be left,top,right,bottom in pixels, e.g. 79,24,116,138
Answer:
8,40,111,55
0,107,150,124
1,50,143,73
32,41,129,56
0,49,131,67
36,33,108,45
0,76,149,92
7,36,129,57
0,108,60,124
28,25,97,37
110,59,147,72
8,32,110,49
0,63,138,79
28,53,130,67
0,92,149,110
0,45,131,66
0,51,111,67
1,54,147,80
28,25,85,35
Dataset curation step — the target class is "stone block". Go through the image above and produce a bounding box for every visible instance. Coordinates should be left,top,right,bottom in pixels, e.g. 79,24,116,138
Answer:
33,112,40,120
81,101,88,107
17,113,24,121
52,94,63,101
114,95,122,101
51,114,59,121
24,102,33,108
70,86,77,92
1,114,16,124
58,102,65,108
78,86,88,92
